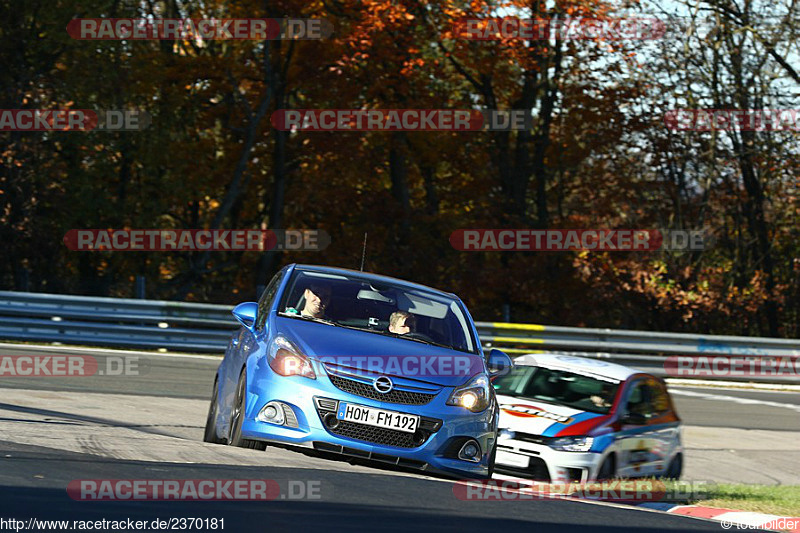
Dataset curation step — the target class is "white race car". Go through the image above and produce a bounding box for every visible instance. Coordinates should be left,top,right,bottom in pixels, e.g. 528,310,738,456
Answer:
492,353,682,483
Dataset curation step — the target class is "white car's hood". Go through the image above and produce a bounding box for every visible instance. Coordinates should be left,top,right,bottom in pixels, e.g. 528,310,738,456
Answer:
496,394,607,437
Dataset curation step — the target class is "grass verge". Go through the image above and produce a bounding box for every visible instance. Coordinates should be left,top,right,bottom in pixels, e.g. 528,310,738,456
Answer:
662,480,800,516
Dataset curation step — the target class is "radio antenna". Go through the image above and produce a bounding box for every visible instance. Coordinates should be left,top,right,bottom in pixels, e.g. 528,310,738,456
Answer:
360,232,367,272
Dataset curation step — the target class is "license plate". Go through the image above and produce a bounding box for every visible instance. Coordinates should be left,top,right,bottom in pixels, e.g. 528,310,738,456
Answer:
496,450,531,468
337,403,419,433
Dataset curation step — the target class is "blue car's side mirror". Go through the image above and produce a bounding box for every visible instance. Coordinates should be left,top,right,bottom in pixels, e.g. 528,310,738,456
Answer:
232,302,258,331
487,348,513,376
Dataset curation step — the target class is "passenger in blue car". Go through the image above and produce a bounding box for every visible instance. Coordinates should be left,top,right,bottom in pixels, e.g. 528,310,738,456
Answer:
388,310,416,335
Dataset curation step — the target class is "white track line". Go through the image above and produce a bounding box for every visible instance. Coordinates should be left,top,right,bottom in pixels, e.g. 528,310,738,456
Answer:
668,388,800,412
666,378,800,392
0,342,222,360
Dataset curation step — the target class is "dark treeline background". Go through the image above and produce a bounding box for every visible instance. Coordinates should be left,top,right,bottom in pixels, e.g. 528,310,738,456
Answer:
1,0,798,337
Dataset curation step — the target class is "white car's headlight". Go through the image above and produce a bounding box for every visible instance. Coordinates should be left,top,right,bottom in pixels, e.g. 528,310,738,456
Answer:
548,436,594,452
447,374,491,412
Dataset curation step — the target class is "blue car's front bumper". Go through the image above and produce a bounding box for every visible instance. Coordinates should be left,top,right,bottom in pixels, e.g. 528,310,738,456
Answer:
239,360,495,479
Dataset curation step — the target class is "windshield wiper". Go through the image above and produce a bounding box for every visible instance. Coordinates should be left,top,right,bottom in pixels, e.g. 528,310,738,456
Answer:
409,338,453,350
381,332,453,350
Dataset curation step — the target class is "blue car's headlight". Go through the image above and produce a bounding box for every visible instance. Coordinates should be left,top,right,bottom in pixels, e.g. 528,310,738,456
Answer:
267,335,316,379
548,436,594,452
447,374,491,412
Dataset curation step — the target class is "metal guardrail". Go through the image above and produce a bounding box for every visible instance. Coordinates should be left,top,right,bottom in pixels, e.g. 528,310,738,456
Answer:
476,322,800,384
476,322,800,357
0,291,797,383
0,291,234,352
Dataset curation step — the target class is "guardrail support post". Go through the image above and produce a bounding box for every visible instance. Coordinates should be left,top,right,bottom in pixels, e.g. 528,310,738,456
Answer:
134,276,146,299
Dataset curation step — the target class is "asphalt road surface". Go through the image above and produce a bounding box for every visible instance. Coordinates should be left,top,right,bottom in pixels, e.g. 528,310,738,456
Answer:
0,343,795,532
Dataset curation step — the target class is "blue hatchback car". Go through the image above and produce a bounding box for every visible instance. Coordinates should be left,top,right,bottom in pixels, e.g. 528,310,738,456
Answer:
204,264,513,479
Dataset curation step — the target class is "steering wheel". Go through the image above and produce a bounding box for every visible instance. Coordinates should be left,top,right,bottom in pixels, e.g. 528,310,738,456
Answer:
404,332,435,343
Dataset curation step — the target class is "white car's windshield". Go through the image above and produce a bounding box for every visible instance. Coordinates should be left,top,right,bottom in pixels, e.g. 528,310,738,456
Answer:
494,366,620,414
278,269,478,354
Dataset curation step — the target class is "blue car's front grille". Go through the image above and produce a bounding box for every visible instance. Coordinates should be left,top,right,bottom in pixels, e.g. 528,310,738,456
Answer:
328,420,426,448
314,396,443,449
327,374,436,405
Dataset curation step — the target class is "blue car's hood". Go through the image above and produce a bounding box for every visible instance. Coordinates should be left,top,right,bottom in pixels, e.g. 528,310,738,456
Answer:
275,316,484,387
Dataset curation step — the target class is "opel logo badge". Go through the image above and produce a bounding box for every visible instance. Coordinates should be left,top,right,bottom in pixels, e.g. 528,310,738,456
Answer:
373,376,393,394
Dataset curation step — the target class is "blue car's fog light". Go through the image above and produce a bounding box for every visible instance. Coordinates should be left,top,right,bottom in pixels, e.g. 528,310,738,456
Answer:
257,401,286,425
458,439,482,462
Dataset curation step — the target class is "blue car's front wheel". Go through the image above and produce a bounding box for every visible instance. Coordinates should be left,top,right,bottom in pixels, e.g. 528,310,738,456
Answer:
228,368,267,451
203,377,225,444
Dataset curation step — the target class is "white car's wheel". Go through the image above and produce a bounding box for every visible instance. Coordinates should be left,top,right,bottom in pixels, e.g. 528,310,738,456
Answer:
665,454,683,479
596,454,616,480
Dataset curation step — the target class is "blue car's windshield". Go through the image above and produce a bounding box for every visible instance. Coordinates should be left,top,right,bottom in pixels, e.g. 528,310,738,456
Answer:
493,366,620,414
277,269,478,354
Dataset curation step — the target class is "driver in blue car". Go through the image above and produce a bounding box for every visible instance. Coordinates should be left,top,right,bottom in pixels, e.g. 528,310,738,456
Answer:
302,284,331,318
285,284,331,319
389,310,416,335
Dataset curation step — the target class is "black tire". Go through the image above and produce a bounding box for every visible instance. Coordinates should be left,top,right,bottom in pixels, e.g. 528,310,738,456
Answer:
665,454,683,479
228,369,267,451
596,454,616,481
203,378,225,444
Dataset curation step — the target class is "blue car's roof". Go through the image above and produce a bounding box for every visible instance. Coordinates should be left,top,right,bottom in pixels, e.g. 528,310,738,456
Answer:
291,264,458,299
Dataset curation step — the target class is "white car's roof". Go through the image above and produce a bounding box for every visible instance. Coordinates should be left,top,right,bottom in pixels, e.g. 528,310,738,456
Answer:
511,353,638,382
